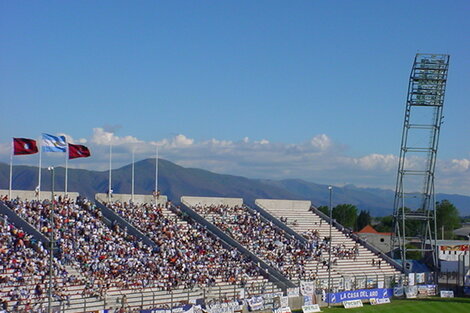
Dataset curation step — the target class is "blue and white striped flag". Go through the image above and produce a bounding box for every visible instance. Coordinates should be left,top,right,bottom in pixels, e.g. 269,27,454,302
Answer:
42,133,67,152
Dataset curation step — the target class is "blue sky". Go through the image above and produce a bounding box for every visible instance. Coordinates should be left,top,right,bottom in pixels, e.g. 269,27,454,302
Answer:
1,1,469,195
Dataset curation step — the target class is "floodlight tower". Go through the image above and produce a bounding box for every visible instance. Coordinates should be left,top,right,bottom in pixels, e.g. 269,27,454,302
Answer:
391,53,450,269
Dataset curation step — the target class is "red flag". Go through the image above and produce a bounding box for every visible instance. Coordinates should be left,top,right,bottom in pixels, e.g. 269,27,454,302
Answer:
68,143,91,159
13,138,38,155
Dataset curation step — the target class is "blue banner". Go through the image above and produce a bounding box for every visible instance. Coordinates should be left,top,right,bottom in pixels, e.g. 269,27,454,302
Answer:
326,288,392,304
140,304,194,313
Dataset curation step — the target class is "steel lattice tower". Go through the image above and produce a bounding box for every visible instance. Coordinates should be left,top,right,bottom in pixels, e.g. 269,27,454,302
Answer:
391,53,450,269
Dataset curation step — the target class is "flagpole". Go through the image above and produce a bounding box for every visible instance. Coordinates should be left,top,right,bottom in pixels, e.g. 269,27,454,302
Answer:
131,148,135,203
155,145,158,195
65,143,68,197
38,136,42,199
108,141,112,201
9,139,13,200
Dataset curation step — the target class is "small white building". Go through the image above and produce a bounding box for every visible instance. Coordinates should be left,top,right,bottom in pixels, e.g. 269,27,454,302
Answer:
435,240,470,272
355,225,393,253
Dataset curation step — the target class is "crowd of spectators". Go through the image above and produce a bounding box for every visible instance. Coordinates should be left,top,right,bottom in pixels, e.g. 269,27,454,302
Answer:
105,201,264,288
0,195,278,312
192,204,315,280
8,196,262,296
0,213,71,312
192,205,359,281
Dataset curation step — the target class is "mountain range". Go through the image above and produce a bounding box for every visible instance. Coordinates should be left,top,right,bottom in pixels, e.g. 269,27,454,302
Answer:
1,158,469,216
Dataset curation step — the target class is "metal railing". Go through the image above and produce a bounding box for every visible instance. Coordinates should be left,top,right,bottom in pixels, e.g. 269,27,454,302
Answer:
2,279,281,313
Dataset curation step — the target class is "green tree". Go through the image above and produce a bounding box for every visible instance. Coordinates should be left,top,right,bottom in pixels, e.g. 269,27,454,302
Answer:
389,207,422,237
436,200,461,239
332,204,358,230
317,205,329,216
403,207,423,238
375,215,393,233
356,210,372,231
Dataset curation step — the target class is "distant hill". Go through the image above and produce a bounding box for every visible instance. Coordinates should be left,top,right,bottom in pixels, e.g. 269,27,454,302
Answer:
1,158,469,216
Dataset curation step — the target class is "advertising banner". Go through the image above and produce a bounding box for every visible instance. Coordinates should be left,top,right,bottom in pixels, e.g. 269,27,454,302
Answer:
417,284,436,296
408,273,415,286
207,302,241,313
343,300,363,309
140,304,195,313
303,295,313,305
287,287,300,297
247,296,264,311
393,286,404,297
280,296,289,308
273,307,292,313
300,281,315,296
370,298,391,305
440,290,454,298
416,273,425,284
405,286,418,299
326,288,392,304
301,304,321,313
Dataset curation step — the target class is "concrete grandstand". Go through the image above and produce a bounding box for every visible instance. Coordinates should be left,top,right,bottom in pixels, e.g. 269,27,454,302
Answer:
0,190,406,312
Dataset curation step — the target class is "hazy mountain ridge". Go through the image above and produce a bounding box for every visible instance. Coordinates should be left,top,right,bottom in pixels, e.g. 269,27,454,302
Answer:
1,159,469,216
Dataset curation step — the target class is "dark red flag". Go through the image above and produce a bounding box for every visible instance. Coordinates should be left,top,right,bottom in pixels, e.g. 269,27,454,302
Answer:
68,143,91,159
13,138,38,155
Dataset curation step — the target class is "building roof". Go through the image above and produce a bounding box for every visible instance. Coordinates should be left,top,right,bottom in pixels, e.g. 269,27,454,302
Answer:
453,226,470,238
357,225,392,236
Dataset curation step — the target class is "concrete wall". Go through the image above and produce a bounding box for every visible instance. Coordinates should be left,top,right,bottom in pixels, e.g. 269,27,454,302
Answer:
0,189,79,201
255,199,311,211
95,193,168,205
357,233,392,254
181,196,243,208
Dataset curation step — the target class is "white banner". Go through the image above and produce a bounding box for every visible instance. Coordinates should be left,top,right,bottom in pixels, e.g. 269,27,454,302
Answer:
343,300,363,309
280,297,289,308
370,298,391,305
207,301,242,313
405,286,418,299
301,304,321,313
247,296,264,311
273,307,292,313
416,273,425,284
287,287,300,297
408,273,415,286
356,278,366,289
417,285,436,296
300,281,315,296
440,290,454,298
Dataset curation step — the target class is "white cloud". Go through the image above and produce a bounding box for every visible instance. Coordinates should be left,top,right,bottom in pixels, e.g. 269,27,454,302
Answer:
1,129,469,196
91,128,142,146
171,134,194,147
58,133,87,144
450,159,470,171
353,154,397,170
0,143,10,155
310,134,332,151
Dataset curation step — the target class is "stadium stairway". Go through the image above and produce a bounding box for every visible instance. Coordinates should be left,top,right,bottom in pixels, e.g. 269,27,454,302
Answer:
97,197,285,308
178,199,295,292
254,199,403,286
94,199,158,248
1,196,283,312
0,200,51,248
181,198,347,288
